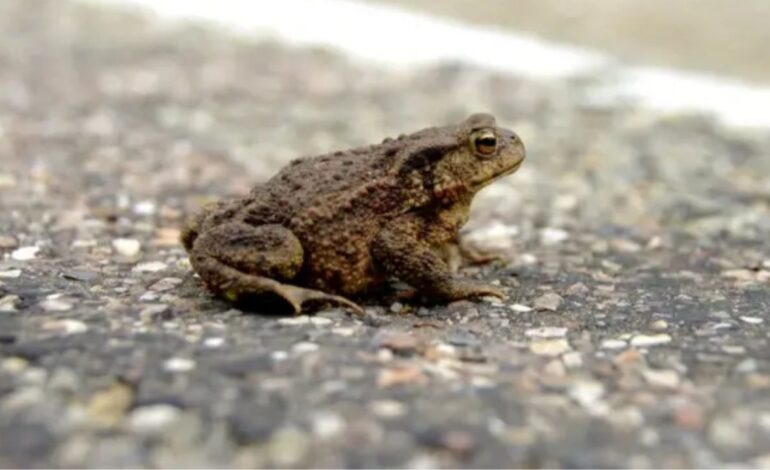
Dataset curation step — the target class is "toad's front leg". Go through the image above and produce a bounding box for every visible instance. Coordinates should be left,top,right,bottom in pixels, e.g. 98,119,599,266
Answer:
188,222,363,314
371,213,506,302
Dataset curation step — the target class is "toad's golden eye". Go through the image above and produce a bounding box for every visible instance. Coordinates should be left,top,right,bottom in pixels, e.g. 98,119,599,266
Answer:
471,130,497,156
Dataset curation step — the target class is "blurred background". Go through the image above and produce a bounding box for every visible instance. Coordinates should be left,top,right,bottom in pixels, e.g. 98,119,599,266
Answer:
377,0,770,84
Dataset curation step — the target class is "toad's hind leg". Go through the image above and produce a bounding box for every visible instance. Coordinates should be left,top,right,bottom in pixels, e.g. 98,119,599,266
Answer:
189,222,363,315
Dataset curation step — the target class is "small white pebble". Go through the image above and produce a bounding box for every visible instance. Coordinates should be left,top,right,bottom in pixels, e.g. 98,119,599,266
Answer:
11,246,39,261
529,339,571,357
133,201,156,216
509,303,532,313
740,316,764,325
630,334,672,347
311,411,345,438
42,319,87,334
721,345,746,355
0,173,16,189
112,238,141,257
71,239,97,249
601,339,628,350
271,350,288,361
736,358,757,373
0,295,20,312
1,357,28,373
331,327,355,336
278,316,311,326
390,302,403,313
163,357,195,372
433,343,457,357
203,337,224,348
369,399,406,418
292,342,319,354
515,253,538,265
525,326,568,338
0,269,21,279
649,319,669,330
40,298,73,312
568,380,605,408
562,351,583,368
309,316,333,326
540,228,569,245
132,261,167,273
139,291,160,302
642,369,680,388
128,405,180,434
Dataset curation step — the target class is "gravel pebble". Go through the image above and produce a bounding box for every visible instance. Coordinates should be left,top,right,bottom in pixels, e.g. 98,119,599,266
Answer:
568,380,605,410
310,411,345,438
203,337,225,348
85,382,134,429
11,246,39,261
643,369,681,388
529,338,571,356
149,277,183,292
0,269,21,279
525,326,568,338
132,261,168,273
139,304,170,319
265,428,311,467
540,227,569,245
369,400,407,418
533,293,564,312
278,315,333,326
0,295,20,312
127,405,181,435
377,365,428,387
41,319,87,334
112,238,141,257
374,331,420,353
39,297,73,312
508,303,533,313
601,339,628,350
163,357,196,372
630,334,672,347
292,342,320,354
0,235,18,249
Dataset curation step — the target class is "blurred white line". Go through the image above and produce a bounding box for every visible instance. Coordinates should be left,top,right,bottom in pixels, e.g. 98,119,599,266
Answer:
87,0,770,128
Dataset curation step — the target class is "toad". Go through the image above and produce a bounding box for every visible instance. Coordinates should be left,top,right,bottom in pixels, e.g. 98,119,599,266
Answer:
182,113,525,314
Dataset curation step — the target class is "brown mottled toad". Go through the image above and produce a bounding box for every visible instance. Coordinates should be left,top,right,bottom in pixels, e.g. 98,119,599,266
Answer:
182,113,525,314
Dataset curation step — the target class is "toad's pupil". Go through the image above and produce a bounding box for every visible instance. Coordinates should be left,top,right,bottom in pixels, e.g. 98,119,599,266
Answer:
476,136,497,152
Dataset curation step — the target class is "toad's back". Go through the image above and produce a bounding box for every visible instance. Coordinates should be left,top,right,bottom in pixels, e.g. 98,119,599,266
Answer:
248,143,412,294
251,135,433,229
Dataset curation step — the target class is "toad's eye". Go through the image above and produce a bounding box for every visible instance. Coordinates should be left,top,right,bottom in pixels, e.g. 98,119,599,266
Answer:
471,130,497,156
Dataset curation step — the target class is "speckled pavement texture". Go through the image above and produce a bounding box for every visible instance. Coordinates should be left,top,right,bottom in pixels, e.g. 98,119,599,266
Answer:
1,1,769,468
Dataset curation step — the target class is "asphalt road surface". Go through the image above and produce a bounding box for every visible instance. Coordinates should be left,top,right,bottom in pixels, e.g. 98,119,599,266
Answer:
0,1,769,468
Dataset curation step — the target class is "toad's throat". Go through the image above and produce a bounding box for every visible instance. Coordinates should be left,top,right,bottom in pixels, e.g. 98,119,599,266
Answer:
432,161,524,201
470,160,524,190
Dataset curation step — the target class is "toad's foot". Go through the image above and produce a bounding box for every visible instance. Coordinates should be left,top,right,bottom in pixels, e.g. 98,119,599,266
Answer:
449,280,507,300
272,284,364,316
395,282,505,303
